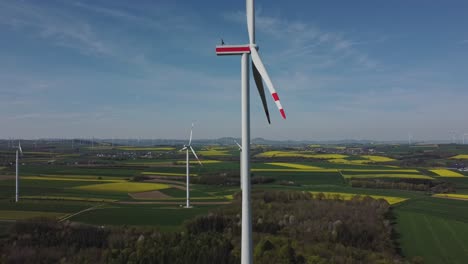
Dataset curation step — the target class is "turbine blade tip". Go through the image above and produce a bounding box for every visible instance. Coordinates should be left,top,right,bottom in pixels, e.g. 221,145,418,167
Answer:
280,109,286,119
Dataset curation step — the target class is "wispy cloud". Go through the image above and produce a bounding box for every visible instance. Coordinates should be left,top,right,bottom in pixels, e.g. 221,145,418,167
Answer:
0,1,111,55
223,10,378,70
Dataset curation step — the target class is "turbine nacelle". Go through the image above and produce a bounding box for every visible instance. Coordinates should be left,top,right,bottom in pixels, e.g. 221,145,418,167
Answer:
215,42,286,123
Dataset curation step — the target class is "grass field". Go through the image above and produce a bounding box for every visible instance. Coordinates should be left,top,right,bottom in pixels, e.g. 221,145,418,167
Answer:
396,199,468,264
309,191,407,205
21,195,117,202
22,176,124,182
0,210,65,220
342,173,434,180
141,172,196,176
70,204,218,230
176,160,221,164
74,182,170,193
430,169,464,177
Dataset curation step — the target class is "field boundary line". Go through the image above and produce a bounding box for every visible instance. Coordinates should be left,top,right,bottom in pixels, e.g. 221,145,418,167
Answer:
59,204,105,222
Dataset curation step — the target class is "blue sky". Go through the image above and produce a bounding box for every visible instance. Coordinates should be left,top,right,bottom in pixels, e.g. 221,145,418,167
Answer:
1,0,467,141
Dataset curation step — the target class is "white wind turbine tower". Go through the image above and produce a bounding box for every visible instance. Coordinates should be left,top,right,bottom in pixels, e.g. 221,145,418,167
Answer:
15,141,23,202
216,0,287,262
463,133,468,145
234,139,243,189
180,123,202,208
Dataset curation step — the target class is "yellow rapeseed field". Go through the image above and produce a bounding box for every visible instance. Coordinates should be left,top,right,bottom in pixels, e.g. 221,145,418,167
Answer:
430,169,464,177
266,162,323,170
450,155,468,160
309,192,408,205
198,149,230,156
256,151,347,159
74,182,170,193
361,155,396,162
433,193,468,200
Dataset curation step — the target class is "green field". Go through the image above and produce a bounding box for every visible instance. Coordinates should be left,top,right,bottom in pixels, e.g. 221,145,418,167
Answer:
395,198,468,264
0,210,65,220
70,204,217,230
74,182,170,193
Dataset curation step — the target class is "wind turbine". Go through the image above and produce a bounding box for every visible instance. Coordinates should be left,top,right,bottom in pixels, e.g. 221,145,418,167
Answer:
234,139,243,189
463,133,468,145
216,0,287,262
15,141,23,202
180,123,202,208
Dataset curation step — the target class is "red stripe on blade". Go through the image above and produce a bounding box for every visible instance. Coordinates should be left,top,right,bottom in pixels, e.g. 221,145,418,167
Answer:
272,93,279,101
216,47,250,53
280,109,286,119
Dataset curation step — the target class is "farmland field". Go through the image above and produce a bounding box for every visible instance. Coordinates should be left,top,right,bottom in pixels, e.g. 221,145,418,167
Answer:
430,169,464,177
74,182,170,193
309,191,407,205
433,193,468,200
70,204,217,230
0,210,65,220
116,147,175,151
256,151,347,159
360,155,395,162
450,154,468,159
395,198,468,264
2,141,468,263
264,162,322,170
341,173,433,180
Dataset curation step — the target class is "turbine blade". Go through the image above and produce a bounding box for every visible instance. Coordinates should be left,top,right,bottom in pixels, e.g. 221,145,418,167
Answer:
250,47,286,119
180,146,187,151
234,140,242,150
18,141,23,156
246,0,254,44
189,146,202,166
188,123,194,145
252,62,271,124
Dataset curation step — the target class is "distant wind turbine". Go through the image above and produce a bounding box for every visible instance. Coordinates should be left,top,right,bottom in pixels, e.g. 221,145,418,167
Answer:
180,123,202,208
15,141,23,202
463,133,468,145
